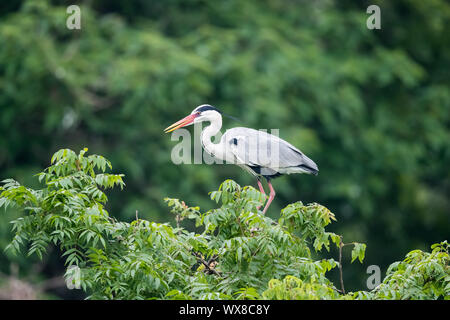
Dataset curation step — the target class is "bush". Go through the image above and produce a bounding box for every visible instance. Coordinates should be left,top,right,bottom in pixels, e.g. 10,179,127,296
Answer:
0,148,448,299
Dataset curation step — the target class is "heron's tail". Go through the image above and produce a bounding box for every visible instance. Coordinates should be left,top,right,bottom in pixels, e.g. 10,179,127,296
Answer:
297,164,319,176
298,154,319,175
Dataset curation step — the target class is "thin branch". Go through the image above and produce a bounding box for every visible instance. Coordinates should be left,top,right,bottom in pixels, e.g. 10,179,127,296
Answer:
191,252,221,276
75,159,81,171
237,217,245,236
339,236,345,295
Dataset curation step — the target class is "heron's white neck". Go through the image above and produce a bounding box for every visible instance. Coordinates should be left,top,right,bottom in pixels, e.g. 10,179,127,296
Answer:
200,114,223,159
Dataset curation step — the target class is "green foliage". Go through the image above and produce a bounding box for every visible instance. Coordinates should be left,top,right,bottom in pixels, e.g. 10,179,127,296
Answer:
350,241,450,300
1,149,448,300
262,276,340,300
1,0,449,293
351,243,367,264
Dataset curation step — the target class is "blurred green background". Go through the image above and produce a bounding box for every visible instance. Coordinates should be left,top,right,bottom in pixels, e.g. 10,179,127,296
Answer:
0,0,449,299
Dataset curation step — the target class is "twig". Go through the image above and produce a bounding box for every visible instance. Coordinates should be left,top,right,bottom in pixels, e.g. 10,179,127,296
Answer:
191,252,221,276
237,217,245,236
175,213,182,235
75,159,81,171
175,214,180,229
207,254,219,265
339,236,345,295
174,201,188,235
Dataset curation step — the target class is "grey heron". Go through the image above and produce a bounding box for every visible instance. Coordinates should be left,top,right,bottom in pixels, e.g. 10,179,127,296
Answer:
164,104,318,215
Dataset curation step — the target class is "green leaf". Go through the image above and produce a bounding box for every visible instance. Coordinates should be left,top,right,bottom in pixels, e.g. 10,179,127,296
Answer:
351,243,367,264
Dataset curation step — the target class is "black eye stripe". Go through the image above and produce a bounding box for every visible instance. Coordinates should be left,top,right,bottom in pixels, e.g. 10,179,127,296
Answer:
195,105,222,114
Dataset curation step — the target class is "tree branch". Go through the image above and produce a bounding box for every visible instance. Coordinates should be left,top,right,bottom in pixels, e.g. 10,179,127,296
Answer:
339,236,345,295
192,252,220,276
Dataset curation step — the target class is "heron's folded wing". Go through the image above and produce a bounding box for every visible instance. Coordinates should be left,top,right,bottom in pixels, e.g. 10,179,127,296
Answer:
225,128,316,171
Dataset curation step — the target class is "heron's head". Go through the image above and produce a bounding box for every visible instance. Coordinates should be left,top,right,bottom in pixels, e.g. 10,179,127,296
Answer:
164,104,222,133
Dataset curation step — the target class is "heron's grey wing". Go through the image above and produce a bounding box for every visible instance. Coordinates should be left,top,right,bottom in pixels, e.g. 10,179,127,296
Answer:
227,133,279,177
225,127,318,175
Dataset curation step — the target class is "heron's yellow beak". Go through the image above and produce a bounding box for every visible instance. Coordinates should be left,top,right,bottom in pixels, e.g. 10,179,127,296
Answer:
164,114,197,133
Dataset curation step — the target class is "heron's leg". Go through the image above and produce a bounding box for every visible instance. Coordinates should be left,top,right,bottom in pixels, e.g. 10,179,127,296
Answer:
261,179,276,215
257,179,266,196
256,179,266,210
